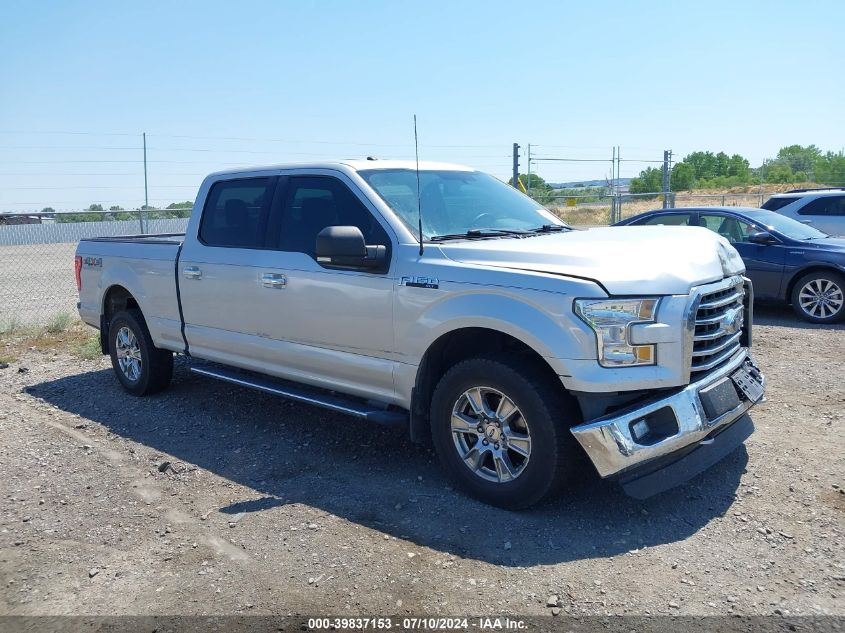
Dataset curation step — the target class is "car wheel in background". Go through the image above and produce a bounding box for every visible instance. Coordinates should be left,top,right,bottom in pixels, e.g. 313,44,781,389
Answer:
790,271,845,323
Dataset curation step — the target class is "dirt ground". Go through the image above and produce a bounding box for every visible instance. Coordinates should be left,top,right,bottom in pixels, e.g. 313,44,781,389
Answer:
0,306,843,618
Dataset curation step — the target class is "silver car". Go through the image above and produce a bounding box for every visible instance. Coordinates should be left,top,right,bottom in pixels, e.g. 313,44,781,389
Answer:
762,188,845,237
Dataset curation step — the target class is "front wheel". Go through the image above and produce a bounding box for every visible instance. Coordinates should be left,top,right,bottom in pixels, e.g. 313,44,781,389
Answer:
108,309,173,396
790,271,845,323
430,355,580,509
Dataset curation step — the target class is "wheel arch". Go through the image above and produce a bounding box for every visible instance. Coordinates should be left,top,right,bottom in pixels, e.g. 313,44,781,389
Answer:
99,284,141,354
408,326,571,442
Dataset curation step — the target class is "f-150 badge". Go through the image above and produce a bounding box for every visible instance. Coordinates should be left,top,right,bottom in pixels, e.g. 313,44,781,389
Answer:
401,276,439,289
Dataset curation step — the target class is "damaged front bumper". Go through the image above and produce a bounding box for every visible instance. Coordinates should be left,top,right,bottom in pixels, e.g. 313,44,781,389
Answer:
570,349,764,497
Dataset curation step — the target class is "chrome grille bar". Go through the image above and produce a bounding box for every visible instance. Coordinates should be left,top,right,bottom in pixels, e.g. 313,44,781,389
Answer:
690,277,747,375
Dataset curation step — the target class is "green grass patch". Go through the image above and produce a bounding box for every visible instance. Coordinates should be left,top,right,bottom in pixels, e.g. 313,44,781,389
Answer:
46,312,73,334
73,334,102,360
0,316,24,335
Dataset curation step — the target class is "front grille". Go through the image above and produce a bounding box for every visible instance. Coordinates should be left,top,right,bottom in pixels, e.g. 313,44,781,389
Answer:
691,278,746,375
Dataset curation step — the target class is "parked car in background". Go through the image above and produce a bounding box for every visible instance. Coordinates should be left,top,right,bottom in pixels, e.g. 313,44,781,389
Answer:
762,188,845,237
616,207,845,323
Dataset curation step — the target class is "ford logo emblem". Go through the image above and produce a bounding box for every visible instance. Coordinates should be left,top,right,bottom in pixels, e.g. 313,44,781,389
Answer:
720,307,743,335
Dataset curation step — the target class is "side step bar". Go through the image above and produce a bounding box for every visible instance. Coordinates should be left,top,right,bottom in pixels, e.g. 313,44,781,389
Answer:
189,365,408,426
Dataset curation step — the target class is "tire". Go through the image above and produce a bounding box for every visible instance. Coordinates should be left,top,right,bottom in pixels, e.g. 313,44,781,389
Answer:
108,309,173,396
430,354,580,509
790,271,845,324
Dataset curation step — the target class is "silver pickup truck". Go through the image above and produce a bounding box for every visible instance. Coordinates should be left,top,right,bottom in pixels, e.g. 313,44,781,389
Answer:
75,160,765,508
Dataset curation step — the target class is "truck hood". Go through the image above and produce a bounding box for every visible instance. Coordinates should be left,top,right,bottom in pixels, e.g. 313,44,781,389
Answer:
437,226,745,295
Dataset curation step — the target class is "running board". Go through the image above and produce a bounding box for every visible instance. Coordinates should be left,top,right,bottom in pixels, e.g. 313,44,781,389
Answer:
189,365,408,426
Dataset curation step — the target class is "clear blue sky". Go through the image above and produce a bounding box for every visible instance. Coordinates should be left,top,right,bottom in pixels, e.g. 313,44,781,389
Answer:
1,0,843,211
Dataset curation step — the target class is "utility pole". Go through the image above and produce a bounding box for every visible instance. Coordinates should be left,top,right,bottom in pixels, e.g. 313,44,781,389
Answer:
662,150,671,209
512,143,520,190
142,132,149,233
610,146,616,223
616,146,622,222
526,144,532,198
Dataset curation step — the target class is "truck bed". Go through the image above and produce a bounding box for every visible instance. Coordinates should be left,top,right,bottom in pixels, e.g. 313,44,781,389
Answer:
76,233,185,351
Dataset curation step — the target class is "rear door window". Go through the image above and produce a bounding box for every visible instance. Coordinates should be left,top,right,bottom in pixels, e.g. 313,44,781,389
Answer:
798,196,845,216
761,197,798,211
630,213,693,226
199,178,274,248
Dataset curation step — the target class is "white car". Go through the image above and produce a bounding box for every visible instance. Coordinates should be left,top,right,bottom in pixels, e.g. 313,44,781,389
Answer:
762,188,845,237
74,161,765,508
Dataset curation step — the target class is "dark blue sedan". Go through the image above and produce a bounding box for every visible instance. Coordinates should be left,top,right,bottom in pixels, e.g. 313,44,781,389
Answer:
616,207,845,323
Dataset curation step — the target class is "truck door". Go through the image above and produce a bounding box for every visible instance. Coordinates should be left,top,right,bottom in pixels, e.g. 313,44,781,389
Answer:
177,176,280,360
249,174,396,400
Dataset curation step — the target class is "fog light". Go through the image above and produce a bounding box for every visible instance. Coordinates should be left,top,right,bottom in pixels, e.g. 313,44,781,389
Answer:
631,419,650,441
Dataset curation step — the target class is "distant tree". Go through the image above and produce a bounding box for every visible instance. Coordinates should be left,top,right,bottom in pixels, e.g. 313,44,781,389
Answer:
714,152,730,178
684,151,719,181
41,206,55,214
508,173,557,205
813,151,845,186
726,154,750,179
166,201,193,209
764,162,794,183
776,145,821,174
88,203,104,212
629,167,663,194
670,162,696,190
109,205,124,211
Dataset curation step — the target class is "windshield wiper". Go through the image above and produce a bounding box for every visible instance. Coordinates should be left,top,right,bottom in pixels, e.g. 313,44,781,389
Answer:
527,224,571,233
430,228,530,242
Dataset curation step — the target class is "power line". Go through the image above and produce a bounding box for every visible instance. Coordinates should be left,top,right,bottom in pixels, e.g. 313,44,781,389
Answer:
0,129,507,149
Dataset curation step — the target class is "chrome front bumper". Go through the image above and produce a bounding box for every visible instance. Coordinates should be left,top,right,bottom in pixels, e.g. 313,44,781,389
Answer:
570,349,764,478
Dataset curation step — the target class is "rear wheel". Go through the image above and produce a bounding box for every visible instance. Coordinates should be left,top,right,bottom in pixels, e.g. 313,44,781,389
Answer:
108,309,173,396
430,355,579,509
790,271,845,323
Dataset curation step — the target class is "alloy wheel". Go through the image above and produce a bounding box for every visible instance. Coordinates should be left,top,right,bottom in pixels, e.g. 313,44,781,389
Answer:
115,326,142,382
798,278,844,320
450,386,532,483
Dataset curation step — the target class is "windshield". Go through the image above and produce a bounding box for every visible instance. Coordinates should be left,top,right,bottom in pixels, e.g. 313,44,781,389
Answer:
358,169,566,239
744,209,829,240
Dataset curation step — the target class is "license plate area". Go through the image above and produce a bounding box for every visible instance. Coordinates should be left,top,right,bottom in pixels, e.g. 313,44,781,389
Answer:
698,377,741,420
731,365,764,403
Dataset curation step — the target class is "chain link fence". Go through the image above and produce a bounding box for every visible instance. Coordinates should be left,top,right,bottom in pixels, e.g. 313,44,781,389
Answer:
549,191,771,226
0,211,189,329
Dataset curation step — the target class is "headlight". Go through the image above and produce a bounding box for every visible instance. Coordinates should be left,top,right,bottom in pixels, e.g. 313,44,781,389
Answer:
574,298,660,367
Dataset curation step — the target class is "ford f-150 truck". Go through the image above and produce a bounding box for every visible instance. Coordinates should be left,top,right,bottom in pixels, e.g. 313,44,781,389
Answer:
75,160,765,508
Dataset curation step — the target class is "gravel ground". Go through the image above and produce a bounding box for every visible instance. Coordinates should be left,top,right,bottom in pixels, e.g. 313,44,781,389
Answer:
0,305,843,618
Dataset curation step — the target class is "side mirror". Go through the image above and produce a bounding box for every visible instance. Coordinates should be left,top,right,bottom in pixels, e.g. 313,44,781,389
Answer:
747,231,778,245
316,226,387,270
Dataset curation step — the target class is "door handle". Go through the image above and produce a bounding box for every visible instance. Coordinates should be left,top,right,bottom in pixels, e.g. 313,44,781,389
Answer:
183,266,202,279
801,220,813,224
262,273,287,289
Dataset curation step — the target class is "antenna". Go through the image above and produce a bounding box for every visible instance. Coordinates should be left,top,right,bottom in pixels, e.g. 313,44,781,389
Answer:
414,114,424,256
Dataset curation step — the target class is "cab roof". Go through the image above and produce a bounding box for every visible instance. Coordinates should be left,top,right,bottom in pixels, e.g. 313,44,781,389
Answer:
207,159,475,179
